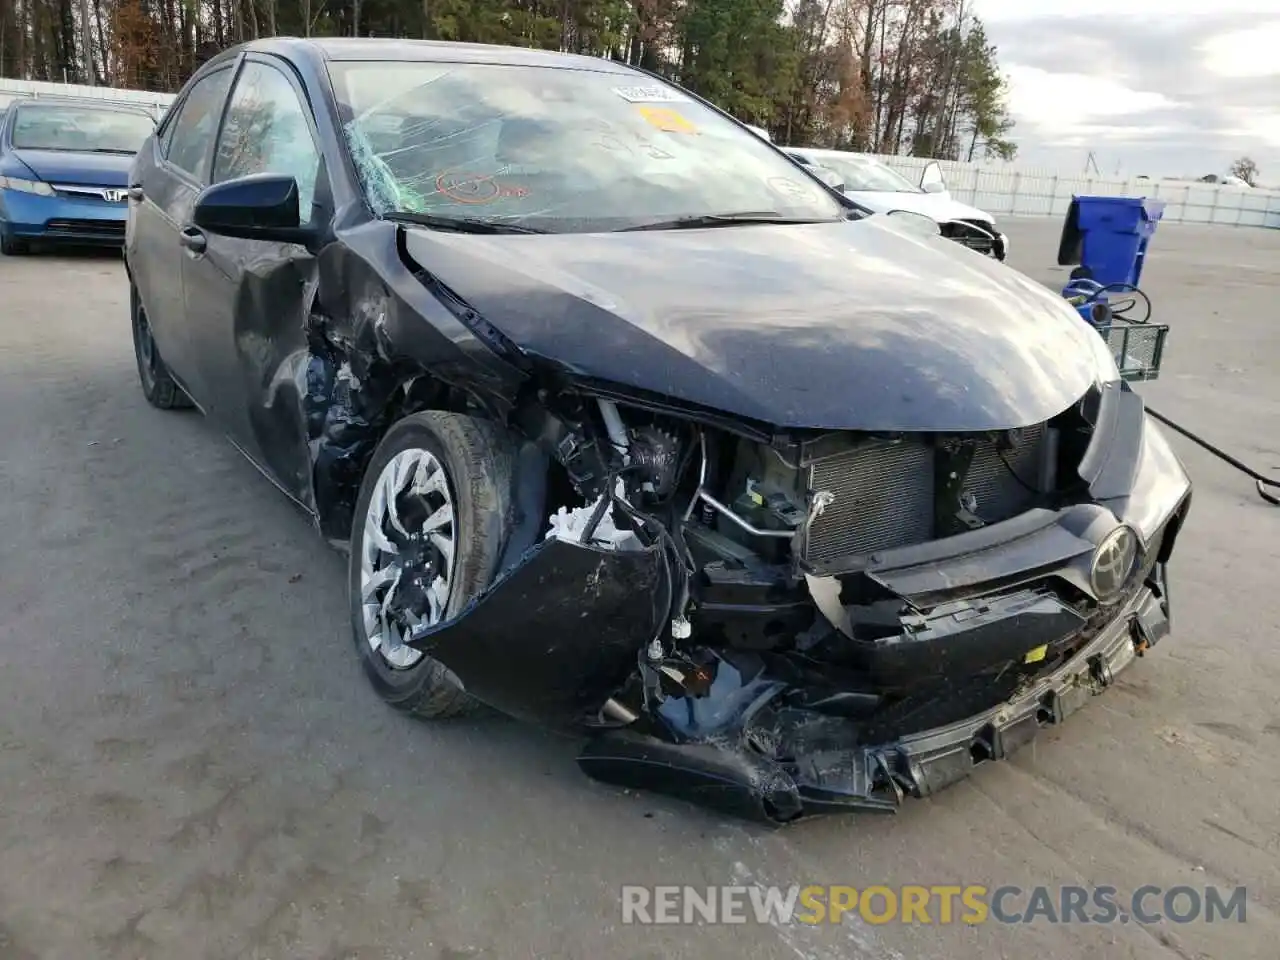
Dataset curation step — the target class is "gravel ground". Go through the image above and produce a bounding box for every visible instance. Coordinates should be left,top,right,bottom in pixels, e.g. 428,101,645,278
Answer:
0,218,1278,960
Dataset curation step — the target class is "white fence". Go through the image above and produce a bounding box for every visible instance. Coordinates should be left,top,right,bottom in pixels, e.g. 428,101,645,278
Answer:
869,154,1280,229
0,78,175,117
4,77,1277,229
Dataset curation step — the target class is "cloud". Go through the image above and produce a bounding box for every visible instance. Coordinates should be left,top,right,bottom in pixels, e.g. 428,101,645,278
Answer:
979,0,1274,22
976,7,1280,179
1200,21,1280,79
1002,65,1181,126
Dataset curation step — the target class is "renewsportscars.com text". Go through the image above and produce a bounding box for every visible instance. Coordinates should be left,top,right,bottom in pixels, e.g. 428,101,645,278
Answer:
620,884,1247,926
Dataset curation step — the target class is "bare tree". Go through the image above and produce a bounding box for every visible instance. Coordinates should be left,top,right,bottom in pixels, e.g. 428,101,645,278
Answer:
1230,156,1258,187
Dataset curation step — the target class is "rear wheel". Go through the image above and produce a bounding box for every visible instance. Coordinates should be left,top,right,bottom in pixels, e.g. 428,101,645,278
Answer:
131,289,193,410
348,411,515,719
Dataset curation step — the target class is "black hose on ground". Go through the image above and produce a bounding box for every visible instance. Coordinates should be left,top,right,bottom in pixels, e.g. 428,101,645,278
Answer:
1146,406,1280,505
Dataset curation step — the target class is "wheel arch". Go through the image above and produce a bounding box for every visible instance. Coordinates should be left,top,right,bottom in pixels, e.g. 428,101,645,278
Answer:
311,358,494,545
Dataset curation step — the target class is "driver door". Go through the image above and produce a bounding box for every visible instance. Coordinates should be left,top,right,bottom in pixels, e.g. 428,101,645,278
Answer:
180,55,326,506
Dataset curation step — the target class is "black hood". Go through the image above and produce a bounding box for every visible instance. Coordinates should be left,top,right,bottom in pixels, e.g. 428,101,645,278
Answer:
402,217,1108,432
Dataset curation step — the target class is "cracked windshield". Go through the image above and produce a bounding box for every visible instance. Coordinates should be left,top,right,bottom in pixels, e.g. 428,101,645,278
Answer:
328,61,846,233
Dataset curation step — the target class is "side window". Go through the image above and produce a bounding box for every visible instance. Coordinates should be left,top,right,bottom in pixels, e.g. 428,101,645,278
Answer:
213,62,321,223
165,68,234,181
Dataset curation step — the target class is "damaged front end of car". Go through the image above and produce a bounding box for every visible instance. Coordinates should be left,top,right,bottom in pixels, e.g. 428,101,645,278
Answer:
401,358,1192,823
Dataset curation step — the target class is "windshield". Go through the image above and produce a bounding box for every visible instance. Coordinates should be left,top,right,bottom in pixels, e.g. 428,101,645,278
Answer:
328,61,845,233
10,104,154,153
805,153,921,194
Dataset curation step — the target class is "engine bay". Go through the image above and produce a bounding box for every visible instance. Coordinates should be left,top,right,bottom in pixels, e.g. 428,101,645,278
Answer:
510,387,1121,728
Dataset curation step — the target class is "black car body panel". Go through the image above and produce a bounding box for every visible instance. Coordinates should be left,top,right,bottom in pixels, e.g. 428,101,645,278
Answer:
579,576,1170,821
400,221,1101,433
124,36,1193,824
410,537,667,727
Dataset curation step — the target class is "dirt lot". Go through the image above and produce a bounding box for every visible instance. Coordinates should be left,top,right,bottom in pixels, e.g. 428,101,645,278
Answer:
0,219,1278,960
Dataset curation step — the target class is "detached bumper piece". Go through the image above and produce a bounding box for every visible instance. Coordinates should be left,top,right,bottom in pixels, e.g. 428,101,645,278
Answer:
407,537,665,728
578,581,1169,824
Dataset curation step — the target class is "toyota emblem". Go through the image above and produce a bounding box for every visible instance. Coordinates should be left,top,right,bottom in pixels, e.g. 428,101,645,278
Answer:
1090,526,1137,600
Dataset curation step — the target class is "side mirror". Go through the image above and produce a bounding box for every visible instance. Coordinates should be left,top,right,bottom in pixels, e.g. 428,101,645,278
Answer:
192,173,312,243
885,209,942,237
920,160,947,195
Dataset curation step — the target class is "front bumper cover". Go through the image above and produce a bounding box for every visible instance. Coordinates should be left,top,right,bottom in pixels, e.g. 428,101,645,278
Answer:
405,401,1188,822
0,187,128,245
578,573,1170,822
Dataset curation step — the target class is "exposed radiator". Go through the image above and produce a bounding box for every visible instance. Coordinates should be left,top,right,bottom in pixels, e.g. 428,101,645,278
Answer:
805,425,1048,565
962,423,1046,524
807,439,934,561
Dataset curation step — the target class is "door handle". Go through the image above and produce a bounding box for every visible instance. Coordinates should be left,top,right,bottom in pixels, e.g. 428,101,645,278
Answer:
128,185,145,202
179,226,207,255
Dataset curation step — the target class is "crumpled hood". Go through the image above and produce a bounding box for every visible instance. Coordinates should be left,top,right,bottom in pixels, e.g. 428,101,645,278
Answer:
8,149,133,187
845,189,996,225
402,216,1107,432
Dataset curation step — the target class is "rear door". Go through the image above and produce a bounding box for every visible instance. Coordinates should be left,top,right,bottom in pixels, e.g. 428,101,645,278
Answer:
179,54,327,505
127,63,237,400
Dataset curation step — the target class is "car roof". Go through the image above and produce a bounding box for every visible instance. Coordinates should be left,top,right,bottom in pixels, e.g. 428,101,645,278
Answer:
219,36,638,75
8,96,155,116
790,147,874,163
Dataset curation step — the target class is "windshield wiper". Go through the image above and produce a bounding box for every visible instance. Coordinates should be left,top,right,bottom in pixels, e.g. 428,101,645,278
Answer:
616,212,836,232
384,211,547,235
86,148,140,154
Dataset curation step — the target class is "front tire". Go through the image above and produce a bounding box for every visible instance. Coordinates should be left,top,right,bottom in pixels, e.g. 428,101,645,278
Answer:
131,288,193,410
0,231,27,256
349,411,516,719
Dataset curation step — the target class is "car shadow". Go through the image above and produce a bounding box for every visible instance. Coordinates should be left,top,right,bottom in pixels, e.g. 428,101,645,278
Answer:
4,243,123,260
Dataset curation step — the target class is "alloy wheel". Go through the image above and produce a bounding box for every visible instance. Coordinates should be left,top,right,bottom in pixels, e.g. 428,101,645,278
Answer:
359,448,457,669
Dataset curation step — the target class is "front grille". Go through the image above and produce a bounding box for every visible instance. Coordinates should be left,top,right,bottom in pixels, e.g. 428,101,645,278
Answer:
1076,524,1165,642
44,218,126,238
52,185,125,204
939,220,995,255
805,426,1048,564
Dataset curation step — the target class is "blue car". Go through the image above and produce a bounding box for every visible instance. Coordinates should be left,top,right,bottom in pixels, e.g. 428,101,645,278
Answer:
0,97,157,254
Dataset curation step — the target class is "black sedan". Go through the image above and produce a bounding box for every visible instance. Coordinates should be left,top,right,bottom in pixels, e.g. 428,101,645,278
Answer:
125,37,1192,823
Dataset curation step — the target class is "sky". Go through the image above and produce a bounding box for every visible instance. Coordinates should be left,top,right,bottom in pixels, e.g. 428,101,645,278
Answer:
976,1,1280,182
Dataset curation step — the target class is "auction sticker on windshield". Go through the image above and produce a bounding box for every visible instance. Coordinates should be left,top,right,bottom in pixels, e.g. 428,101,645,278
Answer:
637,106,699,134
613,85,689,103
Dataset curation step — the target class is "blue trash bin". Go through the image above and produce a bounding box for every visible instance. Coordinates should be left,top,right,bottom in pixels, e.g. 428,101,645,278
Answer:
1056,195,1166,288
